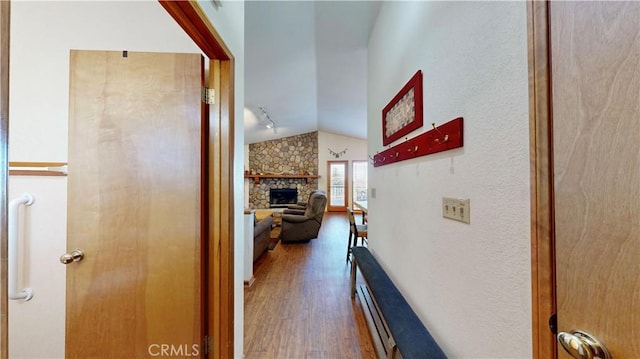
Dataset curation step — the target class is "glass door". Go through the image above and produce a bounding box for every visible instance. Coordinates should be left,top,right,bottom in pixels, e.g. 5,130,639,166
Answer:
327,161,348,212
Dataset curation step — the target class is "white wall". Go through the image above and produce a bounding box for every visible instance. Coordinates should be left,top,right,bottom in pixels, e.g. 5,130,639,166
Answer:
9,1,244,357
367,2,531,358
317,131,367,209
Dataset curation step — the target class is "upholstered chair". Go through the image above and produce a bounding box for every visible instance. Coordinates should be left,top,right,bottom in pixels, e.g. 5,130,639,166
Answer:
283,189,322,215
279,191,327,243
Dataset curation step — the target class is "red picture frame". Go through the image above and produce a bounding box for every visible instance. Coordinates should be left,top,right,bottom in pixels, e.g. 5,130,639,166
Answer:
382,70,423,146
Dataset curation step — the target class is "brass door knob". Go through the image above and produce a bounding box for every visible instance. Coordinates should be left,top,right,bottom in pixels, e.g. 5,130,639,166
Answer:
60,249,85,264
558,330,611,359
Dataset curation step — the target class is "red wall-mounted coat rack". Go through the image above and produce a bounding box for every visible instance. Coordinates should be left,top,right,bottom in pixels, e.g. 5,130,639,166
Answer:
373,117,463,167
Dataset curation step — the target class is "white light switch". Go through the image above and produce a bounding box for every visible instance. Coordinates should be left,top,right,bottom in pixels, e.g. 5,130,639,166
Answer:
442,197,470,223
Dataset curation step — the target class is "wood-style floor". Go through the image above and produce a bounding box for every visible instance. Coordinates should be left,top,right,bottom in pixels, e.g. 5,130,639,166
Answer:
244,212,376,359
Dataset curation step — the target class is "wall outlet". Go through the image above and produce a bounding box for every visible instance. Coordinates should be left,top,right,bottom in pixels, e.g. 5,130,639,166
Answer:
442,197,470,223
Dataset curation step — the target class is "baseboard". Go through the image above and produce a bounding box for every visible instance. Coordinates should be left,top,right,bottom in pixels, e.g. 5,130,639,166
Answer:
244,276,255,288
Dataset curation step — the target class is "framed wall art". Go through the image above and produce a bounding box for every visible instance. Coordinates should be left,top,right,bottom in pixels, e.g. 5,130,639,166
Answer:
382,70,423,146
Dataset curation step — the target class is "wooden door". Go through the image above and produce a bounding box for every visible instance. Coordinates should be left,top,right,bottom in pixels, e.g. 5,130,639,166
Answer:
551,2,639,358
327,161,348,212
66,50,204,358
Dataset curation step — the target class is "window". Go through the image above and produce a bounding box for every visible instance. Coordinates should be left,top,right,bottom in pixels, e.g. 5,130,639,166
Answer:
352,161,368,203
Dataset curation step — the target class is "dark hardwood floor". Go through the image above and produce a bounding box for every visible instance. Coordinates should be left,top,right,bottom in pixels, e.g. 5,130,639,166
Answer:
244,212,376,359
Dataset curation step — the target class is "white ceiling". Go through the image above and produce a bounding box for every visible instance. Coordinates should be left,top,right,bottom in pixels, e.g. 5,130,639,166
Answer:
244,1,381,144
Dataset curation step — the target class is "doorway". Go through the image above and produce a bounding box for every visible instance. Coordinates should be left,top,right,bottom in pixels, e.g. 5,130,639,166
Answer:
327,160,348,212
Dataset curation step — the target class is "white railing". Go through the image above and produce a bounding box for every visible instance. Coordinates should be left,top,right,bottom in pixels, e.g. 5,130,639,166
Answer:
330,185,345,206
9,193,35,301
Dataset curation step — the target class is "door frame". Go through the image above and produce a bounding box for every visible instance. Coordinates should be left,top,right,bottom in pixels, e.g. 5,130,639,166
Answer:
326,160,349,212
159,2,236,358
0,2,9,358
527,1,556,358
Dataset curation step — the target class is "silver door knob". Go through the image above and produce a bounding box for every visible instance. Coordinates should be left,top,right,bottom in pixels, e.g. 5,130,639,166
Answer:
60,249,85,264
558,330,611,359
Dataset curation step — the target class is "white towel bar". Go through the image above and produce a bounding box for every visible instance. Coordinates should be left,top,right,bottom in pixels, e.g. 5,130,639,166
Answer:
9,193,35,301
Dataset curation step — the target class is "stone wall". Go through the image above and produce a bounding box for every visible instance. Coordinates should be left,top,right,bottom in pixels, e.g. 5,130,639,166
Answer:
247,132,319,209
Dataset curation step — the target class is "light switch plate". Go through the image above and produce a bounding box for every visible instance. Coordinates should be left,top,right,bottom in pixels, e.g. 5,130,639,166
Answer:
442,197,470,223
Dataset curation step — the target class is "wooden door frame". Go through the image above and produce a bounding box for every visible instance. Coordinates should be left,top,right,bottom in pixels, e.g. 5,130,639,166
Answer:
527,1,556,358
0,2,9,358
327,160,349,212
158,2,235,358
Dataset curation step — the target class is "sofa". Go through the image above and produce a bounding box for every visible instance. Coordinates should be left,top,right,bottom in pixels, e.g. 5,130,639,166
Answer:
253,215,274,262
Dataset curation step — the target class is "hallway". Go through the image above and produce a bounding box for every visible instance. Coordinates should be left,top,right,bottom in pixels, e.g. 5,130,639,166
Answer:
244,212,376,358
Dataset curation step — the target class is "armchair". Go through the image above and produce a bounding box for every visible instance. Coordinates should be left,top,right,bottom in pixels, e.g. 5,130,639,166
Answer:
279,191,327,243
283,189,322,215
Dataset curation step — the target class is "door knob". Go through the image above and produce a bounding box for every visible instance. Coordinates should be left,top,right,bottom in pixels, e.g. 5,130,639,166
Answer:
60,249,85,264
557,330,611,359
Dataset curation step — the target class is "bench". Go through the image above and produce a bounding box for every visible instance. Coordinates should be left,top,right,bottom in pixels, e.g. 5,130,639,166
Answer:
350,246,447,359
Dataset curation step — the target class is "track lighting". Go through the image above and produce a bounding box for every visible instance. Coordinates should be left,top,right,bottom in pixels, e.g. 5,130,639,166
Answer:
258,106,276,131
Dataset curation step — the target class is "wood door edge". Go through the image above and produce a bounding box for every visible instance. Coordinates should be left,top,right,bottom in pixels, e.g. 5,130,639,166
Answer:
527,1,557,358
0,2,9,359
160,2,235,358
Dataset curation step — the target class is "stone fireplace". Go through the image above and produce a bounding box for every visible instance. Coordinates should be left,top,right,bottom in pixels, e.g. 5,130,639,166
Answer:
247,132,318,209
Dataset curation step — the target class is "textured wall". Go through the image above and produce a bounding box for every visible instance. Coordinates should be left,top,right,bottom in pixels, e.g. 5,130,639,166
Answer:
367,2,531,357
248,132,318,208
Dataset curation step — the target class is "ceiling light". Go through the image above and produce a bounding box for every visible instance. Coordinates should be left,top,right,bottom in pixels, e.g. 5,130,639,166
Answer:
259,106,276,131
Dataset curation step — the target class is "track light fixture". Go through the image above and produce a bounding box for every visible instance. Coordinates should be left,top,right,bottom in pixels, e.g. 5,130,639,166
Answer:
258,106,276,131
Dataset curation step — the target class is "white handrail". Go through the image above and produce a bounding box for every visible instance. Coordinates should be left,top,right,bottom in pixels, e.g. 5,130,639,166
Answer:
9,193,35,301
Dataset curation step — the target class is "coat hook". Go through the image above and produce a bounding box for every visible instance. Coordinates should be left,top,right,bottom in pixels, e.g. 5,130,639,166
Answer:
432,123,449,143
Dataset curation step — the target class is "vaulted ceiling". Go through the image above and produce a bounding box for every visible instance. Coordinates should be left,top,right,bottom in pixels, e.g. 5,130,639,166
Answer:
244,1,381,144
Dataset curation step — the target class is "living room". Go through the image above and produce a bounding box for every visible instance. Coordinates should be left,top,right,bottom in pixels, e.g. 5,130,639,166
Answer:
243,131,368,211
242,130,367,272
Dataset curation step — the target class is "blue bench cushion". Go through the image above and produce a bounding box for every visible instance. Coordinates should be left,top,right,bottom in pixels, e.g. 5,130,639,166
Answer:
352,246,447,359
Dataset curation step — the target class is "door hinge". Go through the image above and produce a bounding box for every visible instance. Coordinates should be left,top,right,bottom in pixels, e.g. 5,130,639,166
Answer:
202,87,215,105
549,313,557,334
203,335,213,356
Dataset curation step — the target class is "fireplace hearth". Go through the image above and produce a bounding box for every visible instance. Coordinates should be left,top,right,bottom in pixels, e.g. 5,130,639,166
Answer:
270,188,298,208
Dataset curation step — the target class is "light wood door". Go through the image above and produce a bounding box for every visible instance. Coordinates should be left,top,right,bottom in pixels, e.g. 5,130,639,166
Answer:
552,2,639,358
327,161,348,212
66,50,204,358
